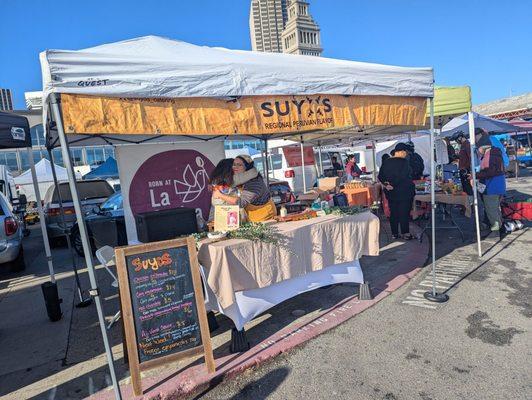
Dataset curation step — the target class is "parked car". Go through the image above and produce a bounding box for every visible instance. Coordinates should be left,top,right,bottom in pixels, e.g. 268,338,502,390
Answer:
44,180,115,245
0,192,25,271
71,191,126,256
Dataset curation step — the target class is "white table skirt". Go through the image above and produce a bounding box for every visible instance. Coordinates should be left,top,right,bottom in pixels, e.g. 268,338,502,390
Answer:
200,261,364,331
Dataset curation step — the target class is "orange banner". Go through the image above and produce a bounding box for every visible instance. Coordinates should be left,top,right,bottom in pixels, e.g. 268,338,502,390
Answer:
61,94,427,136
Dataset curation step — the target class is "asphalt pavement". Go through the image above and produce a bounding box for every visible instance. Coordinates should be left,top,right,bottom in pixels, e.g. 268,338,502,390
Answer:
0,172,530,400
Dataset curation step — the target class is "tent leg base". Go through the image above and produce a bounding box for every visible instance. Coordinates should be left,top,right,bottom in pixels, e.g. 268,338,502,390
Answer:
230,328,250,353
359,282,373,301
75,298,93,308
423,291,449,303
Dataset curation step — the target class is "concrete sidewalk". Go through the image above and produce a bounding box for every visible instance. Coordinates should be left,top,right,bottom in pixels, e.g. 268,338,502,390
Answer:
0,213,429,400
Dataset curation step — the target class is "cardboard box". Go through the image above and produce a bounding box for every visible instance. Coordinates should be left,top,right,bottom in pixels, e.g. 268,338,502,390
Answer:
298,189,330,204
318,177,340,192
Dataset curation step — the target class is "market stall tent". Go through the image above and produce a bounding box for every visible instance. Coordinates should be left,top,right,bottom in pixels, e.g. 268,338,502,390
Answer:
441,111,524,138
15,158,76,202
429,85,472,127
82,157,119,180
40,35,436,399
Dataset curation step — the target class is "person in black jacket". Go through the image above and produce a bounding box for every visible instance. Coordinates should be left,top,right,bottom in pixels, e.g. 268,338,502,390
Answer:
378,143,415,240
406,141,425,180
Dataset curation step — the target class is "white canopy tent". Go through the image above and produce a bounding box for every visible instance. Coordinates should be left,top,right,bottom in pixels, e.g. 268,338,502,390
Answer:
14,158,80,202
40,36,436,399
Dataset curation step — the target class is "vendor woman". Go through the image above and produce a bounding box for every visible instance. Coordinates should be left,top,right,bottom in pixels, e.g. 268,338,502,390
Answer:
212,155,277,222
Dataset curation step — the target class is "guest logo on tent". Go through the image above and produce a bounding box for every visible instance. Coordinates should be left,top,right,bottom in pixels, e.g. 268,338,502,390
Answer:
77,78,110,87
10,127,26,141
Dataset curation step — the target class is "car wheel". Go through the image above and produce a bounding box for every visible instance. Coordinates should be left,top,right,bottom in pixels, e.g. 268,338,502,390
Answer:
10,247,26,272
49,236,64,248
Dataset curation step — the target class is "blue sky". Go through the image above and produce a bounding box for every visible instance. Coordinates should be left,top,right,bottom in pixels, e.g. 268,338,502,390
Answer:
1,0,530,109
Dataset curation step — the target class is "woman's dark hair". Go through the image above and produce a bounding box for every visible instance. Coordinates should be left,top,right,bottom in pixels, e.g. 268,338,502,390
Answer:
381,153,390,163
236,155,254,171
210,158,234,186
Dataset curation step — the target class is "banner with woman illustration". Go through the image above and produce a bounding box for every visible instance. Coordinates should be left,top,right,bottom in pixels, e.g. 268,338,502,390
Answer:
116,141,225,242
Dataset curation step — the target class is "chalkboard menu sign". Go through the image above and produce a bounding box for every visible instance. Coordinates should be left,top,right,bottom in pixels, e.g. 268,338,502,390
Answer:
115,237,215,396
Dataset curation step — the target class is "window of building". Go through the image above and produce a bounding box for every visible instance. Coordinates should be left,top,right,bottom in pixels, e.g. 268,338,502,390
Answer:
30,124,45,147
19,151,29,171
103,146,115,160
86,147,105,166
0,151,19,171
32,150,48,165
51,149,64,166
70,148,84,166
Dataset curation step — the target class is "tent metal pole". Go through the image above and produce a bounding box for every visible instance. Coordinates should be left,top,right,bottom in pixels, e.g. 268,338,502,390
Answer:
468,112,482,258
50,94,122,400
318,141,323,177
47,148,91,306
424,97,448,303
371,140,377,183
26,148,55,283
300,137,307,193
263,138,270,186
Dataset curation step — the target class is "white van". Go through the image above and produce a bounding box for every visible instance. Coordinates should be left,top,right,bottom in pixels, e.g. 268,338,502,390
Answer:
252,147,318,194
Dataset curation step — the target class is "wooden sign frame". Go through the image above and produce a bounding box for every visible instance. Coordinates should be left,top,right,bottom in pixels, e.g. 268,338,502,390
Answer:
115,237,215,396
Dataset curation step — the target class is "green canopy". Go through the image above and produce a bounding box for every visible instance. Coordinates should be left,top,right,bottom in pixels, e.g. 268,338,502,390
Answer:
433,85,472,116
425,86,472,127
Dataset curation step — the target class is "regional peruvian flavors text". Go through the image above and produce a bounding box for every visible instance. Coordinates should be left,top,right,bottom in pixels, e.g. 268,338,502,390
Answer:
126,247,201,363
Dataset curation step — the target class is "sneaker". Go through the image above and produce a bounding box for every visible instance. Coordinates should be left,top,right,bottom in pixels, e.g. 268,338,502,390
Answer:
391,234,400,240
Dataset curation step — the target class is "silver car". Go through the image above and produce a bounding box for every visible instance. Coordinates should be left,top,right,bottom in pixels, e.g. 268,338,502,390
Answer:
0,192,24,271
44,180,115,244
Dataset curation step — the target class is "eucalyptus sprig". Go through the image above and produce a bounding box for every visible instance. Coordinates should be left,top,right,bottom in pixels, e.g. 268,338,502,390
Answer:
327,205,367,216
195,222,296,256
228,222,287,247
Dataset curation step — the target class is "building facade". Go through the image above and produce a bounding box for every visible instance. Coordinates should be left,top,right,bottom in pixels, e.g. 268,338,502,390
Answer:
0,89,14,111
249,0,288,53
24,91,43,111
281,0,322,56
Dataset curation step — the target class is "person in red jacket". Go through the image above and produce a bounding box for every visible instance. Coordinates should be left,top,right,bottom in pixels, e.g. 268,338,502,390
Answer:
345,155,362,181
